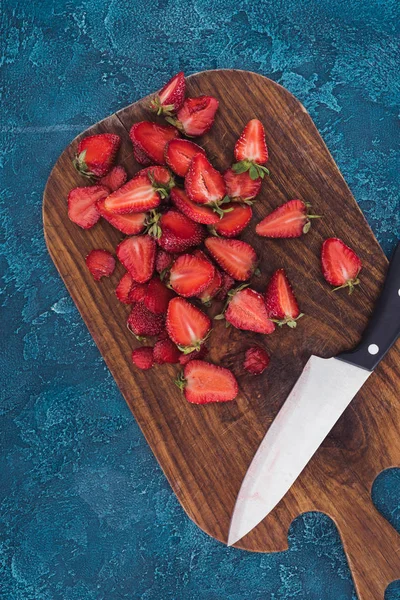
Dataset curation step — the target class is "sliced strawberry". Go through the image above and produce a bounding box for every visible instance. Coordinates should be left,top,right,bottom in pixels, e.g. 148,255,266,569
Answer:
185,154,227,213
153,338,182,364
74,133,120,178
132,143,153,166
157,210,205,252
150,71,186,116
116,272,134,304
256,199,321,238
97,198,146,235
171,188,220,225
221,287,275,334
223,168,262,202
144,277,175,314
67,185,108,229
116,235,156,283
132,346,155,370
205,237,258,281
264,269,303,327
128,282,148,303
233,119,269,179
103,175,162,215
155,249,175,277
165,139,206,177
168,96,219,137
85,249,115,281
215,272,235,301
197,269,222,304
166,297,211,352
176,360,238,404
128,302,164,339
130,121,179,165
244,346,270,375
321,238,362,293
178,344,208,365
99,165,127,191
210,203,252,238
169,254,215,298
137,165,175,189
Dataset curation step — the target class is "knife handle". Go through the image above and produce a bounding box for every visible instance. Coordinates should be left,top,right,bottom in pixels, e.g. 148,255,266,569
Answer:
337,241,400,371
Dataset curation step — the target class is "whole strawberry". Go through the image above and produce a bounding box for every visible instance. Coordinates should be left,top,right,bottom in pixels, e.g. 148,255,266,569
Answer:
73,133,121,178
132,346,155,370
127,303,165,340
244,346,270,375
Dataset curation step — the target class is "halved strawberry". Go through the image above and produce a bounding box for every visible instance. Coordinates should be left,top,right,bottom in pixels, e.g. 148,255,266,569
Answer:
132,143,153,166
166,297,211,352
99,165,127,191
171,188,220,225
205,237,258,281
176,360,238,404
167,96,219,137
165,139,206,177
223,168,262,202
233,120,269,179
215,272,235,301
131,346,155,370
178,344,208,365
130,121,179,165
73,133,121,178
155,249,175,277
97,198,146,235
321,238,362,293
197,269,222,304
116,235,156,283
217,286,275,334
115,272,134,304
144,277,175,314
128,282,147,303
103,174,163,215
169,253,215,298
153,338,182,364
85,249,115,281
244,346,270,375
138,166,175,190
264,269,303,327
156,210,206,252
150,71,186,116
210,203,252,238
67,185,108,229
128,302,165,339
256,199,321,238
185,154,227,213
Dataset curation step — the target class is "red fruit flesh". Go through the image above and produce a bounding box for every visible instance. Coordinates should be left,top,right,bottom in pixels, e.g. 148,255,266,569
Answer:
211,203,252,237
158,210,205,252
99,165,127,191
127,302,165,338
165,139,206,177
85,249,115,281
130,121,179,165
264,269,302,327
153,338,182,364
256,200,311,238
67,185,108,229
170,188,220,225
185,154,226,206
167,297,211,352
103,174,161,215
234,119,268,164
75,134,121,178
178,345,208,365
205,237,258,281
244,346,270,375
150,71,186,115
116,235,156,283
97,198,146,235
174,96,219,137
155,249,175,275
131,346,155,370
137,166,174,188
180,360,238,404
321,238,362,292
225,288,275,334
128,282,147,303
116,272,134,304
215,272,235,301
197,269,222,303
223,168,262,202
169,254,215,297
144,277,175,314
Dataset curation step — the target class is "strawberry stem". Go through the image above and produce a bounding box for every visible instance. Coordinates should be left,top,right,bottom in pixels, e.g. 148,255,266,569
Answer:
332,278,360,294
271,313,304,328
174,373,186,391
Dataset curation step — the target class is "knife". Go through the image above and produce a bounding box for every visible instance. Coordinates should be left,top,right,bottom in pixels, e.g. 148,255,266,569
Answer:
228,241,400,546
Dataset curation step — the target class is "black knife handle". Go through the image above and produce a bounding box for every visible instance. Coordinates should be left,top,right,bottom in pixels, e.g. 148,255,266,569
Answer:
337,241,400,371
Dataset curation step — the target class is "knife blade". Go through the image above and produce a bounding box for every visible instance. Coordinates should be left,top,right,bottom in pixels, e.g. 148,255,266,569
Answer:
228,241,400,546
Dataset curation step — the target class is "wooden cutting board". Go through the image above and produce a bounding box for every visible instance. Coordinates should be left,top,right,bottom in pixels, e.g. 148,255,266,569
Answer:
43,69,400,599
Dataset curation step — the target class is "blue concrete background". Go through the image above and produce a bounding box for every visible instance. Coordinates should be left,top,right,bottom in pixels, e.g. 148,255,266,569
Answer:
1,1,399,598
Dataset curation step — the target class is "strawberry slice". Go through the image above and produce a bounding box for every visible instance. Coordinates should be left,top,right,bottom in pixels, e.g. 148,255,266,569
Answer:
115,272,134,304
205,237,258,281
144,277,175,314
97,198,146,235
215,272,235,301
150,71,186,116
167,297,211,352
99,165,127,191
264,269,303,327
132,143,153,166
233,119,269,179
128,282,148,303
169,254,215,298
219,286,275,334
103,174,162,215
321,238,362,293
197,269,222,304
73,133,121,178
156,210,206,252
116,235,156,283
153,338,182,364
67,185,108,229
131,346,155,370
128,302,165,339
178,344,208,365
130,121,179,165
244,346,270,375
85,249,115,281
256,199,321,238
185,154,227,212
176,360,238,404
165,139,206,177
223,168,262,202
210,203,252,238
167,96,219,137
170,188,220,225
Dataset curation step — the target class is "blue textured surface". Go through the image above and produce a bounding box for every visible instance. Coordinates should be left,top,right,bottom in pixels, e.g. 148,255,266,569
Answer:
1,1,399,598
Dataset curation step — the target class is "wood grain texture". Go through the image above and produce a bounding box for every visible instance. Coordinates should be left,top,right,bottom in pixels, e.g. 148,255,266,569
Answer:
43,70,400,599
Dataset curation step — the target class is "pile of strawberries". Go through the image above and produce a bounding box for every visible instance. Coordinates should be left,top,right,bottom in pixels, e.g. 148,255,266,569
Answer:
68,71,363,404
